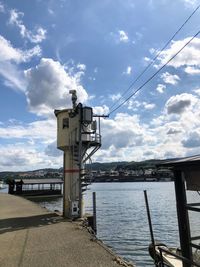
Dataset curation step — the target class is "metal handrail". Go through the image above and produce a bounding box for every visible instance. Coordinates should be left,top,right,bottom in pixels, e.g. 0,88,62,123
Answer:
158,246,200,267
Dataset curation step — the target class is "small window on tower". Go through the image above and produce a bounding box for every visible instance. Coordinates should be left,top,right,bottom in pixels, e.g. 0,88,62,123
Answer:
63,118,69,129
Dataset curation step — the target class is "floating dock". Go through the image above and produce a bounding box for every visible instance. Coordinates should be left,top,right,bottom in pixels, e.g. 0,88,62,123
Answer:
0,193,134,267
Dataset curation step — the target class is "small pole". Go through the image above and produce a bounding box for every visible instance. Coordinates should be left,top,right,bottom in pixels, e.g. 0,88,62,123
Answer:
92,192,97,234
144,190,157,267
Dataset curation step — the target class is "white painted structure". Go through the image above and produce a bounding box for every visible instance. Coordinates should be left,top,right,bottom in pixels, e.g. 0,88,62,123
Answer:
55,91,101,218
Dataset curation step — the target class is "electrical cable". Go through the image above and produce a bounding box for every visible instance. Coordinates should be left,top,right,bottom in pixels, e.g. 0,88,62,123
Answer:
109,4,200,112
108,29,200,116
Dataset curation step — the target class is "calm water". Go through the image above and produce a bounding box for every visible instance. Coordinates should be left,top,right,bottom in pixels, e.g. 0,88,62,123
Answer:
4,182,199,267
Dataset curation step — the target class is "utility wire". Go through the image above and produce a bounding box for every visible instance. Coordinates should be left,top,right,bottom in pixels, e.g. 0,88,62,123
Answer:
109,3,200,112
108,30,200,116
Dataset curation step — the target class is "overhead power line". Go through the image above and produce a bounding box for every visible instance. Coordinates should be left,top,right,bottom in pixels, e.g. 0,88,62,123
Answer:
109,3,200,112
108,29,200,116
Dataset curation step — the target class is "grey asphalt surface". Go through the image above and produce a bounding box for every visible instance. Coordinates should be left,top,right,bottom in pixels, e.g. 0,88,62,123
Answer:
0,193,134,267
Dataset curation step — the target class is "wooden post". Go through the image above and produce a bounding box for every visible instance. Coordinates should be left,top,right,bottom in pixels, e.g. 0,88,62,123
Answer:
93,192,97,234
174,170,192,267
144,190,158,267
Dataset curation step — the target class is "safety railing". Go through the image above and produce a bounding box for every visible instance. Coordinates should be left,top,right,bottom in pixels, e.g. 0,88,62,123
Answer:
158,246,200,267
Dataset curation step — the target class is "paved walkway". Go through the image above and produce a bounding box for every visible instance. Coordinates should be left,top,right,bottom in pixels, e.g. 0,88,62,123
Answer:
0,193,134,267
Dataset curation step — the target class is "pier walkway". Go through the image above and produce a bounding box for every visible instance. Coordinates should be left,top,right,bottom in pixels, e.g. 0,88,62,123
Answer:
0,193,132,267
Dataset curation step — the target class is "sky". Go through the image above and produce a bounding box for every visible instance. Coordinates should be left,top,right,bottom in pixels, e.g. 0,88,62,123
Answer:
0,0,200,171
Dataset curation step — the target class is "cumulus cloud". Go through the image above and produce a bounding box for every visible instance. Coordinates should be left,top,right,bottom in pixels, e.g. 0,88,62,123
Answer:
0,119,56,140
109,93,121,101
182,131,200,148
101,113,144,150
25,58,88,116
118,30,129,42
0,35,41,91
93,105,109,115
0,142,62,171
165,93,197,115
167,127,182,135
128,100,155,111
156,84,166,93
45,141,62,157
9,9,46,43
184,66,200,75
157,37,200,70
193,88,200,96
161,72,180,85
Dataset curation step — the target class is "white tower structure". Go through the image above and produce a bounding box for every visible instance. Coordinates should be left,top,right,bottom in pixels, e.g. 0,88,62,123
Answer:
54,90,101,218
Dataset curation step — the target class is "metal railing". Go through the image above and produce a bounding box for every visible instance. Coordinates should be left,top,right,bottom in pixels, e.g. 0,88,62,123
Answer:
157,246,200,267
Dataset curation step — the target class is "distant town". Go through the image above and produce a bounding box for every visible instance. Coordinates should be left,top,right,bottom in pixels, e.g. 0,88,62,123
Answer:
0,159,174,183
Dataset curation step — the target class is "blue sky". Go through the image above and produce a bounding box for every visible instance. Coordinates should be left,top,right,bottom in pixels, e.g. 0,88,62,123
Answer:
0,0,200,171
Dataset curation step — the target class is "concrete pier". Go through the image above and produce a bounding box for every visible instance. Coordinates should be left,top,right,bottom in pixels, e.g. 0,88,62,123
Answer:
0,193,133,267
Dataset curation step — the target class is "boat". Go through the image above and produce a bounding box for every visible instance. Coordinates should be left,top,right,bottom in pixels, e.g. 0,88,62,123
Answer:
146,156,200,267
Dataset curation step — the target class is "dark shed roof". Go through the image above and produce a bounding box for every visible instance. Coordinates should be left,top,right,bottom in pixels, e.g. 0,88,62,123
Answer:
157,155,200,170
15,179,63,185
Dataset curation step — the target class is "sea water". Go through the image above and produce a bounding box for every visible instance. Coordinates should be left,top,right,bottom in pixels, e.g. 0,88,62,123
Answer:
9,182,200,267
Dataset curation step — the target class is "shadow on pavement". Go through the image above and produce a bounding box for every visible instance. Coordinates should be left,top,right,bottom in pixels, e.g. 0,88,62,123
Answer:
0,213,63,234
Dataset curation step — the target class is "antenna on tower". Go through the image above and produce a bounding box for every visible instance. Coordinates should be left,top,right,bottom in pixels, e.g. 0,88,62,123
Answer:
69,90,77,109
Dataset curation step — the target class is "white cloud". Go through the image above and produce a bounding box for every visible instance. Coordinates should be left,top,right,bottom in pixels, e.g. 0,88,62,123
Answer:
0,1,5,12
93,105,109,115
118,30,129,43
9,9,47,43
109,93,121,101
161,72,180,85
0,143,62,171
156,84,166,93
184,66,200,75
0,35,24,63
165,93,198,115
157,37,200,69
0,62,26,91
25,58,88,116
144,56,151,62
45,141,62,157
0,117,63,171
110,30,129,44
182,0,199,7
123,66,132,75
0,35,41,63
0,35,41,91
182,131,200,148
143,102,156,110
0,119,56,141
77,63,86,71
128,100,155,111
193,88,200,95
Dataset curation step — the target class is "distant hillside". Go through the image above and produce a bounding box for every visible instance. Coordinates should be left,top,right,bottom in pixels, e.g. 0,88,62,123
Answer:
88,161,129,171
0,159,172,181
88,159,167,171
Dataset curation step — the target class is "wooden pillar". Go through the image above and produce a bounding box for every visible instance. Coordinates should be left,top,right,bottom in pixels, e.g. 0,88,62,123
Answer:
174,170,192,267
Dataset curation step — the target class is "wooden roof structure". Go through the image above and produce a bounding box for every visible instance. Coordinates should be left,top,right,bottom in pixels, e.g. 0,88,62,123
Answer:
15,178,63,185
157,155,200,267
